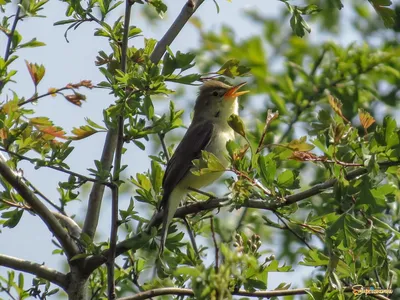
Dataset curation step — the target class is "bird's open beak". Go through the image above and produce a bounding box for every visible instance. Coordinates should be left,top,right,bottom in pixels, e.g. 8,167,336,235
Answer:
224,82,249,99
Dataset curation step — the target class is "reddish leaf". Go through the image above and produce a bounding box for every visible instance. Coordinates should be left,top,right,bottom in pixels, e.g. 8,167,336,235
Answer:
25,60,45,86
38,126,66,139
0,128,8,140
328,95,349,123
64,93,86,106
68,125,98,140
358,109,375,132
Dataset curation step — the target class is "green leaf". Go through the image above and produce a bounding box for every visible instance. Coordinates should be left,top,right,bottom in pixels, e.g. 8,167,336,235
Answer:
217,59,251,78
192,151,226,176
167,73,201,84
2,209,23,228
148,0,167,18
277,170,295,188
228,114,246,137
285,136,315,151
257,154,276,186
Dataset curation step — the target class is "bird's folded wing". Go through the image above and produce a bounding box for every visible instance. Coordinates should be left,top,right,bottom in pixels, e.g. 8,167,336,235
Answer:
160,120,214,209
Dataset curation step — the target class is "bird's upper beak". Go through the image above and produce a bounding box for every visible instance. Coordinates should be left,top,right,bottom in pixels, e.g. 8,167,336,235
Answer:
224,82,249,99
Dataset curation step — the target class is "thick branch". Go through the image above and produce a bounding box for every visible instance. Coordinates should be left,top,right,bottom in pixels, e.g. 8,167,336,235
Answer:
53,211,82,239
0,254,67,288
83,130,117,239
149,0,205,64
83,160,399,274
0,159,80,258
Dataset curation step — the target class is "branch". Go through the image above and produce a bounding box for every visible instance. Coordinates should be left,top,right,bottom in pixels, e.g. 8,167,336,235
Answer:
52,211,82,239
4,2,21,61
0,254,67,288
0,158,80,258
83,129,118,238
210,217,219,273
118,286,388,300
274,212,313,250
107,1,134,299
149,0,205,64
0,148,112,187
82,160,400,274
0,197,81,239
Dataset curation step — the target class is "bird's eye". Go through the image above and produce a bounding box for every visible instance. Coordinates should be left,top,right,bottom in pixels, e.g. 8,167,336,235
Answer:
212,91,219,97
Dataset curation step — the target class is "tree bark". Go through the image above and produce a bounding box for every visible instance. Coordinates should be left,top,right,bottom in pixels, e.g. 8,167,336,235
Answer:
66,266,89,300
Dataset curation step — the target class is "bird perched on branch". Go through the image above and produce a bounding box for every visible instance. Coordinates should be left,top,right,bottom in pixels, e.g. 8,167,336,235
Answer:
159,80,248,254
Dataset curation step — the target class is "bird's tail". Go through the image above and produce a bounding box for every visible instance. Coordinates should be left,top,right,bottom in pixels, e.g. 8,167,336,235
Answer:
160,187,187,254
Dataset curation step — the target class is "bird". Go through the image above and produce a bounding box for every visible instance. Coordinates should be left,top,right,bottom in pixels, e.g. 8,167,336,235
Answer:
158,80,248,254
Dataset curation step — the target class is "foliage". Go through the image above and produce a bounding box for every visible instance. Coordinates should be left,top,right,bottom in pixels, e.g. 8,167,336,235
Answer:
0,0,399,299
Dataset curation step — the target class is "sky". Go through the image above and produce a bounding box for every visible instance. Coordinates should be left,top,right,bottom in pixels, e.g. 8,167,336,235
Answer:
0,0,364,298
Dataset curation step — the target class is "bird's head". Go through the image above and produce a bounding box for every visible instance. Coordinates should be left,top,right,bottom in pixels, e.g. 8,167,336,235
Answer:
193,80,248,121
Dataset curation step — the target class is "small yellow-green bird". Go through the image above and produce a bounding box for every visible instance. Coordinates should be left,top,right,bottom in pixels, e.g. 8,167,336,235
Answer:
159,80,248,254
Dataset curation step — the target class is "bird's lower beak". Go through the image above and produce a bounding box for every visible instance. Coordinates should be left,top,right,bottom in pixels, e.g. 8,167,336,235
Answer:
224,82,249,99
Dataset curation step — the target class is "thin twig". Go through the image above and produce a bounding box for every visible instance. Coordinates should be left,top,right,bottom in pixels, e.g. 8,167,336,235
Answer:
210,217,219,273
158,133,170,161
4,2,21,61
187,187,215,198
0,198,81,238
274,212,313,250
230,168,271,196
1,289,17,300
235,208,248,231
256,110,279,154
22,176,65,214
182,217,199,256
18,87,70,106
0,148,112,187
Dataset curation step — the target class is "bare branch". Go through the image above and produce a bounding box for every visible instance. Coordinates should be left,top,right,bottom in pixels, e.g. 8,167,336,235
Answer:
182,217,198,256
0,254,67,288
274,212,313,250
210,217,219,273
83,129,118,238
149,0,205,64
3,2,21,61
22,176,64,214
0,158,80,258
